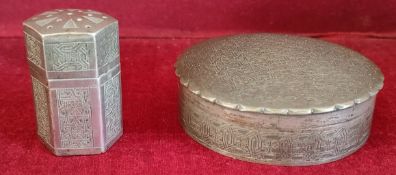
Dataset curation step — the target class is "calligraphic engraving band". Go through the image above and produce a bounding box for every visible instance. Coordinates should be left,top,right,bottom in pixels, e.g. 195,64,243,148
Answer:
180,86,375,165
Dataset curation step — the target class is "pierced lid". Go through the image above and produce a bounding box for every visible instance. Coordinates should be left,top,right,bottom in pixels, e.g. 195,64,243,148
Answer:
23,9,116,35
175,34,384,115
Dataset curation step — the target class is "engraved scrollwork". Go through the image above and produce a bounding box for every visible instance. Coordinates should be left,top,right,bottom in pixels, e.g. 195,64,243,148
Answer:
181,88,374,164
277,137,293,159
302,134,323,160
31,77,51,144
47,42,91,72
56,88,93,148
97,25,119,67
104,74,122,143
24,33,42,67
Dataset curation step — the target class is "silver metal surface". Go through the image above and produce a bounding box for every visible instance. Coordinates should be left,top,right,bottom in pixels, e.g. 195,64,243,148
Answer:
175,34,384,115
23,9,122,156
175,34,384,165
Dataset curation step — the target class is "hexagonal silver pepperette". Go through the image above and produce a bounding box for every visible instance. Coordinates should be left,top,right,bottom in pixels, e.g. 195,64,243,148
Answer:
23,9,122,156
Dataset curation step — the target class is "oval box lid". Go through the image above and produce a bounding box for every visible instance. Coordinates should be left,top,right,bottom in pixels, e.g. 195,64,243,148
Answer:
175,34,384,115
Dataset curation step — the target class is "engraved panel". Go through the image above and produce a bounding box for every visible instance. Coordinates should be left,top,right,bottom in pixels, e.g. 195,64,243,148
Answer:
46,42,93,72
56,88,93,148
181,88,374,164
97,24,119,67
32,77,51,144
24,33,42,68
103,73,122,143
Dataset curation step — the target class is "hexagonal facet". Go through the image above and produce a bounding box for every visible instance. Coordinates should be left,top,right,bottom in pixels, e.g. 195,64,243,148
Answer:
23,9,122,156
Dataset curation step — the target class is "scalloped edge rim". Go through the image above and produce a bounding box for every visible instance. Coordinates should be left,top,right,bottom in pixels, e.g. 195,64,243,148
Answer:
175,67,384,115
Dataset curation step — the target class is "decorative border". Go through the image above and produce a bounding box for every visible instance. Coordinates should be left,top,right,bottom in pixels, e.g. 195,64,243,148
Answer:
56,88,93,148
31,77,51,145
103,73,122,144
24,33,42,68
180,86,375,165
46,42,94,72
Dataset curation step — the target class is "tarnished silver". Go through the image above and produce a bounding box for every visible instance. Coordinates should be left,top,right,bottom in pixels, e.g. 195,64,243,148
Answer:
23,9,122,156
175,34,384,165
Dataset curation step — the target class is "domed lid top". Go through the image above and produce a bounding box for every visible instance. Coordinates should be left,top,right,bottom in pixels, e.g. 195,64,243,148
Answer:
175,34,384,115
23,9,116,35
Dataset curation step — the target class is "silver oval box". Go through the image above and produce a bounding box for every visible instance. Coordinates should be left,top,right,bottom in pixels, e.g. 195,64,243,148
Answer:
175,34,384,165
23,9,122,156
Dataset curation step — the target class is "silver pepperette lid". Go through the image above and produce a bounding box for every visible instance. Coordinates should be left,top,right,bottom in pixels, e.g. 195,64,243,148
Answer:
23,9,119,80
23,9,116,35
175,34,384,115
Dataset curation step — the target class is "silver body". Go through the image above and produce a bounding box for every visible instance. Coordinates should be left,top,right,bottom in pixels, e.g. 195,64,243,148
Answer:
181,86,376,165
23,9,122,156
175,34,384,165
